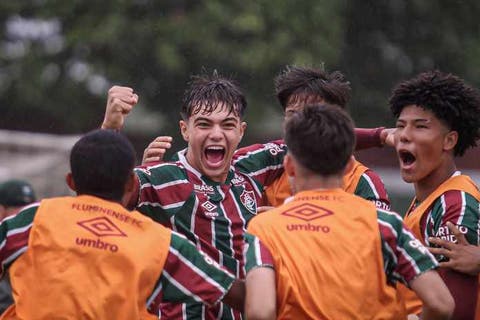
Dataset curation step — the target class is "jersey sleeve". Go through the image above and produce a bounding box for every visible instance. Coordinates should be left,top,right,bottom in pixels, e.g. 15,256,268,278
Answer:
147,232,235,313
354,127,384,150
233,140,286,187
0,204,38,276
377,209,438,286
425,190,479,247
134,163,192,225
354,170,391,211
243,232,274,274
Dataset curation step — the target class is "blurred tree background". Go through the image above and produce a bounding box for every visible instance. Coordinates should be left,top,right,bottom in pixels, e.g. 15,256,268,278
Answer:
2,0,480,146
1,0,479,210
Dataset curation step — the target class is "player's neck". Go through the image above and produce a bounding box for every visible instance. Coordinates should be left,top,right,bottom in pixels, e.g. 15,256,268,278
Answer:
414,160,457,202
293,174,343,193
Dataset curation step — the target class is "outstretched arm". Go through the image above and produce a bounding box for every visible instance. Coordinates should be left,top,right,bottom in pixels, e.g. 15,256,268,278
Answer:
101,86,138,130
354,127,395,150
409,270,454,320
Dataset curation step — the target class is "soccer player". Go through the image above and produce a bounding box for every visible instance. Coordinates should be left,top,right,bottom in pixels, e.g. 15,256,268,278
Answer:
390,70,480,318
0,180,36,314
101,74,286,319
244,104,454,319
0,130,244,319
234,66,391,210
0,180,36,221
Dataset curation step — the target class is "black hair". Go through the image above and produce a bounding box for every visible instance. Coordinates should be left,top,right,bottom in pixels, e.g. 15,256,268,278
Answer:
181,71,247,120
275,66,351,110
284,104,355,175
70,129,136,201
390,70,480,156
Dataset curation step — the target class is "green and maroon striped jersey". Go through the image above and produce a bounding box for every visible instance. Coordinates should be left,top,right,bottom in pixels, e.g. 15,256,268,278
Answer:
234,140,391,210
408,172,480,248
355,170,391,210
0,202,235,316
244,207,438,286
135,143,286,320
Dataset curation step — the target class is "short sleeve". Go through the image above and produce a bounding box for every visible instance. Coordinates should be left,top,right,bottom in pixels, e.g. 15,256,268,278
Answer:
377,209,438,286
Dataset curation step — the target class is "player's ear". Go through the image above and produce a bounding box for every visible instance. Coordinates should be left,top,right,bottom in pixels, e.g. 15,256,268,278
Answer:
179,120,189,141
443,130,458,152
239,122,247,140
121,172,136,207
66,173,76,192
343,156,355,175
124,171,136,193
284,153,295,178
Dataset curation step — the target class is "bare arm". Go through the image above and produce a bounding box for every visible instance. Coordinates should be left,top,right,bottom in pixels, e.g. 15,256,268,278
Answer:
101,86,138,130
409,270,454,320
245,267,276,320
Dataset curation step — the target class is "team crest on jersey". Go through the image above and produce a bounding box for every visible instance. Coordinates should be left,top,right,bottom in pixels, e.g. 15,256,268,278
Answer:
202,201,219,218
240,190,256,213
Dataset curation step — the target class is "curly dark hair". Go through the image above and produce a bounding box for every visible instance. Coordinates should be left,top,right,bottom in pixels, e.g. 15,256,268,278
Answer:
285,104,355,175
274,66,351,110
389,70,480,156
181,71,247,120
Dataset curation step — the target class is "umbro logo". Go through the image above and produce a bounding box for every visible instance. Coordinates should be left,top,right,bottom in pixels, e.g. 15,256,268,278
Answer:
77,217,127,237
282,203,333,222
202,201,219,218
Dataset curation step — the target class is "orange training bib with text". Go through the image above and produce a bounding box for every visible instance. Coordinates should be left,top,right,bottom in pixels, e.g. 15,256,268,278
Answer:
398,175,480,317
249,189,406,319
3,195,171,320
264,159,368,207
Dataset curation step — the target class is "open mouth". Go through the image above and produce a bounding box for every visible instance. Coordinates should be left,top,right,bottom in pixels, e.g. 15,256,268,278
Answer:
398,150,416,167
204,146,226,166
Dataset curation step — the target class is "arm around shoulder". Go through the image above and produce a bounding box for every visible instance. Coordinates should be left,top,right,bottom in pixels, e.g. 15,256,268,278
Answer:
429,221,480,275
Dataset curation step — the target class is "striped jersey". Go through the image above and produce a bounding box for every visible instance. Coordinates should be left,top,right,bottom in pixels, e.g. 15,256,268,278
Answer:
0,196,234,319
353,169,391,210
244,189,438,319
135,143,286,319
399,171,480,316
235,142,390,210
407,172,480,247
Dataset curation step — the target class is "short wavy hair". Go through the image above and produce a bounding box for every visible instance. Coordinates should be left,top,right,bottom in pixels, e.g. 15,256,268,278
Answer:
389,70,480,156
275,66,351,110
284,104,355,175
181,71,247,120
